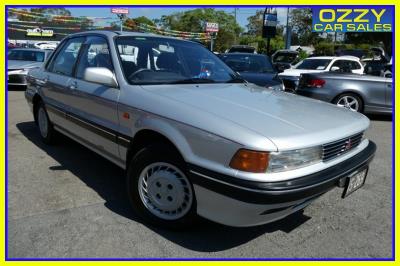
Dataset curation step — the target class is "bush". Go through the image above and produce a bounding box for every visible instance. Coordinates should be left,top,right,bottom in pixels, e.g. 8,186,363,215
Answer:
314,42,335,56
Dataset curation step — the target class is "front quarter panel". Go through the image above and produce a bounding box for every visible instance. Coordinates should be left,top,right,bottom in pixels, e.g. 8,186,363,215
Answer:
117,101,243,177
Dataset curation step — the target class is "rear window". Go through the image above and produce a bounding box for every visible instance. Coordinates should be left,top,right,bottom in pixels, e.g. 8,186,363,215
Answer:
295,59,332,70
8,50,45,62
220,54,275,73
228,47,256,53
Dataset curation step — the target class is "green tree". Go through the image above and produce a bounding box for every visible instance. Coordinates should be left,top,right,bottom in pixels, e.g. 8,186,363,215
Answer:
345,32,392,57
155,8,242,52
246,10,264,36
9,7,93,28
113,16,156,31
290,8,321,45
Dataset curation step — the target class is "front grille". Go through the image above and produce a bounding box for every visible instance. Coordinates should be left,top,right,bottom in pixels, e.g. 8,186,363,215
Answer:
8,74,27,84
322,132,364,162
280,77,299,91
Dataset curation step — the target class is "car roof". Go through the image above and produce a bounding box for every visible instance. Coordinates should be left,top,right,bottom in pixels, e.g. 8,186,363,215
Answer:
66,30,197,44
230,45,255,48
274,49,298,54
305,56,360,61
221,53,266,57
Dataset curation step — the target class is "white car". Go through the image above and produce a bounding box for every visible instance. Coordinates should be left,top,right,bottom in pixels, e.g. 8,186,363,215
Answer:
278,56,364,91
33,42,58,50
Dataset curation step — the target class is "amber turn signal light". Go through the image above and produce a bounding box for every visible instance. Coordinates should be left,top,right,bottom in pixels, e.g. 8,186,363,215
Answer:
229,149,269,173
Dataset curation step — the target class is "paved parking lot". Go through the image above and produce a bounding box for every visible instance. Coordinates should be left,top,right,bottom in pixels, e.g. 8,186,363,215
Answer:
7,90,393,259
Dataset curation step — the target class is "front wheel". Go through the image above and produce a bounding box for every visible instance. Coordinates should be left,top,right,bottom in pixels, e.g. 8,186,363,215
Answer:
127,143,197,229
36,102,57,144
334,93,363,112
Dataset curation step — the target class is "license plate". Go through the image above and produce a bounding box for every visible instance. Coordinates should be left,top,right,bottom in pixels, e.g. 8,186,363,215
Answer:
342,168,368,198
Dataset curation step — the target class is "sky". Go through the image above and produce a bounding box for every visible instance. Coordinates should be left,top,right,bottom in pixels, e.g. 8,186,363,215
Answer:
68,7,289,29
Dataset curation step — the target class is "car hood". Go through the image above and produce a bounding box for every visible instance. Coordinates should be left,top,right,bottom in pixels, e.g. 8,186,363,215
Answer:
238,72,280,87
142,83,369,150
279,69,324,77
8,60,42,70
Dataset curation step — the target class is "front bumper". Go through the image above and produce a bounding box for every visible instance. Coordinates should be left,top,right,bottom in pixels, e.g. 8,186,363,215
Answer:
278,76,299,91
8,70,28,86
188,141,376,227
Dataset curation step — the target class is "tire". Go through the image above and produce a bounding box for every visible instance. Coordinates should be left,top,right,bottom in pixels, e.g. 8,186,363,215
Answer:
126,143,197,229
36,102,57,144
333,93,363,113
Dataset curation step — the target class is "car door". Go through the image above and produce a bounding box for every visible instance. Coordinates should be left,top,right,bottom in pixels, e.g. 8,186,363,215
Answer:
67,35,121,165
385,78,392,109
41,37,85,126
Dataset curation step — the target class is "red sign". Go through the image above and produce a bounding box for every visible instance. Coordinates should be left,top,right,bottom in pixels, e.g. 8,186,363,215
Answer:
205,22,219,33
111,8,129,15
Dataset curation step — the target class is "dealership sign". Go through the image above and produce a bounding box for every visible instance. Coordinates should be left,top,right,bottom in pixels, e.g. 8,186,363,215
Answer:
262,8,277,38
111,8,129,14
312,8,392,32
26,28,54,37
205,22,219,33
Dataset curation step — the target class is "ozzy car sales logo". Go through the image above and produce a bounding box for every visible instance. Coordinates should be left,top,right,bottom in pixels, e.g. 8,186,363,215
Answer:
312,8,392,32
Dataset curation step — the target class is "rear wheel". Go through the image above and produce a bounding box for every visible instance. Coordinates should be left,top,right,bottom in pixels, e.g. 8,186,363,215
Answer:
334,93,363,112
127,143,197,229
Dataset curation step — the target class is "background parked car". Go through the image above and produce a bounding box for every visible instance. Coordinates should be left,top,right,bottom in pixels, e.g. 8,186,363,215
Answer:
278,56,364,91
7,48,52,88
297,72,392,114
271,50,299,73
226,45,257,54
219,53,283,89
33,42,58,50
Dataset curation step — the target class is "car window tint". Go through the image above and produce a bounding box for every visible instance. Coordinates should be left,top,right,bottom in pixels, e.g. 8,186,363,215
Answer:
49,37,85,76
331,60,353,72
116,36,236,85
296,59,331,70
76,36,113,79
350,61,361,69
220,54,275,73
8,50,45,62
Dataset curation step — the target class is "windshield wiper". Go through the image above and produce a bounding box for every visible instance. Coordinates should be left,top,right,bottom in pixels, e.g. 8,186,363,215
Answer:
227,75,247,83
167,78,216,84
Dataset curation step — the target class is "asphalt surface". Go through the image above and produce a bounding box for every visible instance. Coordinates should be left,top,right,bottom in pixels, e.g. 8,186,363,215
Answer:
7,89,393,259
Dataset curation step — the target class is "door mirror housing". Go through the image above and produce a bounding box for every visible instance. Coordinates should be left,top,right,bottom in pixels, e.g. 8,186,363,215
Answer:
83,67,118,87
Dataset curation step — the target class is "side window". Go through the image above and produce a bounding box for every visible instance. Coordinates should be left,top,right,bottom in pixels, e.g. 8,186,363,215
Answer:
76,36,113,79
330,60,343,70
48,37,85,76
331,60,352,73
350,61,361,70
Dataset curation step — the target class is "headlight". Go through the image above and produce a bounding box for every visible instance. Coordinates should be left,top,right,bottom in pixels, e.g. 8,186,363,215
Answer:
267,83,284,91
267,146,322,173
229,146,322,173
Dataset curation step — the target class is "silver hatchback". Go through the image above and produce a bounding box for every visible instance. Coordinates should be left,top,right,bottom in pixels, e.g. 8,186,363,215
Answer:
25,31,376,228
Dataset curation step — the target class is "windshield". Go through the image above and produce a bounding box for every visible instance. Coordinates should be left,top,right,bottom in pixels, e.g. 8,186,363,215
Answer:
115,36,237,85
273,53,298,63
228,47,255,53
8,50,45,62
220,54,275,73
295,59,331,70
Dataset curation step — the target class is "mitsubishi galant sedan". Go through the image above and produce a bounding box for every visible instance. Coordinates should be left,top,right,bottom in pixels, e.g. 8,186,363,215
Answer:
25,31,376,228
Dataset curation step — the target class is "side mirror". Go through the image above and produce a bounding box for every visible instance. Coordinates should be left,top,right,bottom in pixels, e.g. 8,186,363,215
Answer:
330,66,340,72
83,67,118,87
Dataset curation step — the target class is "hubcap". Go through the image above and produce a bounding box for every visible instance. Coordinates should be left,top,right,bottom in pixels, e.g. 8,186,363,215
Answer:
138,162,193,220
38,107,48,138
337,96,359,112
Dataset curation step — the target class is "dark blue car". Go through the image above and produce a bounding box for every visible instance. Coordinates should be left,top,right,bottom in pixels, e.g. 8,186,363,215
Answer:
219,53,283,90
